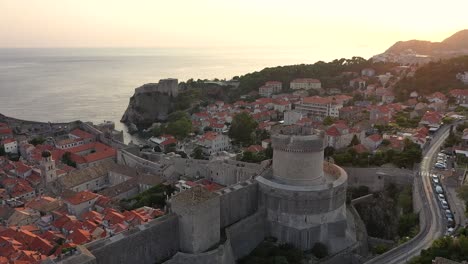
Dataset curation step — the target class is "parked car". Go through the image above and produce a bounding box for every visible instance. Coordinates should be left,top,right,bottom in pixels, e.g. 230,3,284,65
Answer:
432,174,439,180
441,200,449,209
435,163,447,169
433,178,440,185
438,194,445,201
446,211,454,219
435,185,444,194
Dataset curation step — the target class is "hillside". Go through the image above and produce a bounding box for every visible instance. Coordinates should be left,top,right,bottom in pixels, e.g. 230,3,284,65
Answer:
233,57,398,98
375,29,468,61
394,55,468,100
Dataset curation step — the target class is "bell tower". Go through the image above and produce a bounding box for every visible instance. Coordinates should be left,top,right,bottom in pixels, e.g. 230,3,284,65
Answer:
40,150,57,184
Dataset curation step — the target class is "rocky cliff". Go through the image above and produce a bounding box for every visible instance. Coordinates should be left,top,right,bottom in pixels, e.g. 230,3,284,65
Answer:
121,79,179,130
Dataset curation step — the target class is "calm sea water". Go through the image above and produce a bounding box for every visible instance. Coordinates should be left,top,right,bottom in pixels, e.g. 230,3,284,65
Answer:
0,47,373,142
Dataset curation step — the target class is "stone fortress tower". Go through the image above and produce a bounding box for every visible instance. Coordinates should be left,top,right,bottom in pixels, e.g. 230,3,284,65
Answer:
256,128,355,253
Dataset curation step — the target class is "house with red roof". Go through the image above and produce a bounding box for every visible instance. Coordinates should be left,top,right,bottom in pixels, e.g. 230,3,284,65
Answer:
353,144,369,154
426,92,447,104
273,99,292,112
259,81,282,98
148,135,178,152
290,78,321,90
64,191,100,217
449,89,468,106
419,111,443,128
295,96,343,119
325,123,365,150
55,129,95,150
14,161,33,178
196,132,231,155
363,134,383,152
244,145,264,153
67,228,92,245
1,138,17,154
67,142,116,169
0,125,13,140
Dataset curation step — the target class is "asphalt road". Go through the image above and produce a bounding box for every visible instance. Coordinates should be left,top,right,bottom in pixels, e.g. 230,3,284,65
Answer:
365,127,449,264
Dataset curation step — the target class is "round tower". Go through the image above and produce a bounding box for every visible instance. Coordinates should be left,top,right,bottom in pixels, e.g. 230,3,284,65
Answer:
271,134,324,185
257,131,354,253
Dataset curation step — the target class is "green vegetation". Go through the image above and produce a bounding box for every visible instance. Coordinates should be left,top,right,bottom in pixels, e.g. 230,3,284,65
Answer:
228,112,258,145
151,111,193,139
355,184,419,240
0,146,5,156
191,146,205,160
311,242,328,259
372,244,390,255
238,241,304,264
444,128,461,148
394,55,468,100
234,57,398,99
61,152,77,168
456,185,468,217
408,234,468,264
333,139,421,168
393,111,421,128
322,116,335,126
28,136,46,146
121,184,174,210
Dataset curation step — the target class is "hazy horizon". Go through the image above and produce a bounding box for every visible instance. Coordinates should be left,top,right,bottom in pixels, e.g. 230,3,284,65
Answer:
1,0,467,55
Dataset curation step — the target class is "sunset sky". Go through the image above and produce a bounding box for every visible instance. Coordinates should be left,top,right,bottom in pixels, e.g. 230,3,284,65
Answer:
1,0,467,54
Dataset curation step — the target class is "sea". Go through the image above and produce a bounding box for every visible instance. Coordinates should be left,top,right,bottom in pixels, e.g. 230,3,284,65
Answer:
0,47,375,143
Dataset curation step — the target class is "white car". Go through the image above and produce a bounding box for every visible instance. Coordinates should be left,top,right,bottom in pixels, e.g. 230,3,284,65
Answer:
433,178,439,184
432,174,439,179
441,200,449,209
438,194,445,201
435,163,447,169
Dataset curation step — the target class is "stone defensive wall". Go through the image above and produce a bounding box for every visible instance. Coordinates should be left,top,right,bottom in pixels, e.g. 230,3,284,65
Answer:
117,147,165,175
344,167,413,192
216,179,259,228
77,214,179,264
224,210,266,260
164,240,235,264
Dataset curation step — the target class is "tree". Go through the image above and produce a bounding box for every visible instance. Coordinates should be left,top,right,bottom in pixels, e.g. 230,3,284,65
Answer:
322,116,334,126
324,146,335,158
61,152,77,168
192,146,204,160
229,112,258,145
349,135,360,147
0,146,5,156
311,242,328,259
165,117,192,139
28,136,46,146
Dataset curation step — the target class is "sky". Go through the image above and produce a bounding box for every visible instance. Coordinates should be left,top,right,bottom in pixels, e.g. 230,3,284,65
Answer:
1,0,467,54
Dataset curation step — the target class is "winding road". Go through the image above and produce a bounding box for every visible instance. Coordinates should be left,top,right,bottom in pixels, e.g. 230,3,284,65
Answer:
364,127,450,264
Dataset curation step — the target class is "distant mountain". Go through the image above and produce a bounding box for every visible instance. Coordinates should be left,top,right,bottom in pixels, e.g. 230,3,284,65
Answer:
373,30,468,63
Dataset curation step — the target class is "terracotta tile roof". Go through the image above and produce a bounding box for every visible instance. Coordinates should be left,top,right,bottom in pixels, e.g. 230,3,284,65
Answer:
67,228,91,245
14,162,32,175
29,236,55,255
326,126,340,137
69,129,94,140
0,128,12,135
1,138,16,144
353,144,369,154
64,191,99,205
450,89,468,96
245,145,264,153
367,134,382,142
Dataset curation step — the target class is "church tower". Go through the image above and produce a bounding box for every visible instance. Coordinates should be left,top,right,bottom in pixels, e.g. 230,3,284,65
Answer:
40,150,57,184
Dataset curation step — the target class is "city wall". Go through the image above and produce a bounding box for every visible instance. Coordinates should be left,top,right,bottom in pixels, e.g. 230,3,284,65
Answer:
164,240,235,264
344,167,413,192
86,214,179,264
224,210,266,259
217,180,258,228
117,148,164,175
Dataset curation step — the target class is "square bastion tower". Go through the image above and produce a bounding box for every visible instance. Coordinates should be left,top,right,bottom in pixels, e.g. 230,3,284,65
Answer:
256,128,355,253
